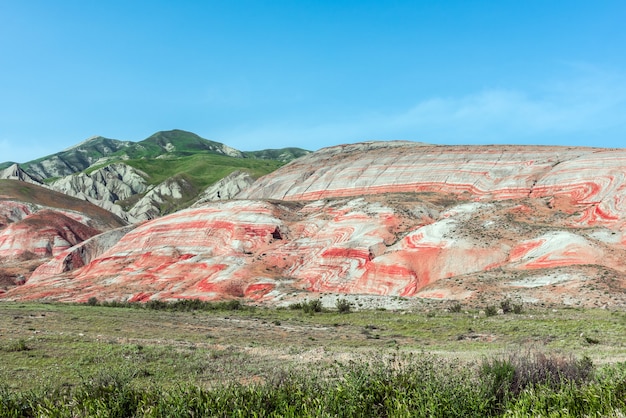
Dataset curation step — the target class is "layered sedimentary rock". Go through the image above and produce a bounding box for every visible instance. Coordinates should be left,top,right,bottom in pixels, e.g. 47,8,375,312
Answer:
0,210,100,258
3,142,626,307
50,163,149,204
0,180,127,292
7,195,626,307
241,142,625,219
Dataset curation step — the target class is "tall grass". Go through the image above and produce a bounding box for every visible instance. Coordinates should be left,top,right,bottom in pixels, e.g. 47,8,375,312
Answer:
1,352,625,417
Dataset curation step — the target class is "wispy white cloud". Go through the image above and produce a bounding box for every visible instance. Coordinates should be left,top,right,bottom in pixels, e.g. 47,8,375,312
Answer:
227,67,626,150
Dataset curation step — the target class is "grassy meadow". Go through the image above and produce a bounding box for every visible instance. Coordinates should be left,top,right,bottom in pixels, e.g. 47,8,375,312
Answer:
1,300,625,416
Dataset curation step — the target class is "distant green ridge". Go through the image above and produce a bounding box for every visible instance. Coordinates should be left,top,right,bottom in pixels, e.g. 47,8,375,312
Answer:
5,129,308,180
0,161,17,170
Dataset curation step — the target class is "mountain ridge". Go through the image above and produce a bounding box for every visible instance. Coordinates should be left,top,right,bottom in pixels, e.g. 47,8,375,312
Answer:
1,130,311,221
0,129,310,176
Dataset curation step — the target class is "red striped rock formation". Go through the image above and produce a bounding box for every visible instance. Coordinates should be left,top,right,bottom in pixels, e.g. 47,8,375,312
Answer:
0,210,100,258
3,143,626,307
241,143,626,233
0,180,126,291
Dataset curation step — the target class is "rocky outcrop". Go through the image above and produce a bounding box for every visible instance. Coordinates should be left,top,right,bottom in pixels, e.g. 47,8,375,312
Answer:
7,194,626,307
30,225,137,279
50,163,149,202
0,164,42,184
193,171,255,206
242,142,593,201
24,136,132,178
0,210,100,259
49,163,149,223
3,142,626,307
48,164,253,223
127,176,195,222
0,179,127,291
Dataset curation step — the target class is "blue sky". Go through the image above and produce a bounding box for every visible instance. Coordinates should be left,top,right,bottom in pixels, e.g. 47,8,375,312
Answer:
1,1,625,163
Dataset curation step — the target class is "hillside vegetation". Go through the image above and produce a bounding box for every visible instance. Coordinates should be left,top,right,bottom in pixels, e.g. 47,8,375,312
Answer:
110,153,283,189
0,130,309,220
3,129,308,179
0,302,625,416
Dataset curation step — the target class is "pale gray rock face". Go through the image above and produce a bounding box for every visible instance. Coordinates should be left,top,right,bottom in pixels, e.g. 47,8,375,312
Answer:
49,164,149,223
193,171,255,206
84,197,135,223
50,163,148,202
0,164,42,184
217,143,244,158
27,156,76,178
128,177,192,222
25,137,132,178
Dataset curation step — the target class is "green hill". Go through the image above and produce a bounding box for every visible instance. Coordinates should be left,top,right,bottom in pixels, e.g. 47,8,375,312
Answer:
10,130,305,180
1,130,309,218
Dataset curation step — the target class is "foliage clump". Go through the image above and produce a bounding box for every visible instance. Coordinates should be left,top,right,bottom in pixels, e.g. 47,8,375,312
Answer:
1,339,30,352
289,299,323,314
84,298,244,312
336,298,353,313
1,351,624,417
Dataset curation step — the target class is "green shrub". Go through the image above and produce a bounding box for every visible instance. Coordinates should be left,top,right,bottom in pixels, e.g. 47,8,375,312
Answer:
500,299,512,314
145,299,168,310
480,357,516,411
86,297,98,306
449,302,462,313
485,305,498,317
99,300,133,309
0,353,622,417
336,298,352,314
1,339,30,352
302,299,323,314
480,351,596,414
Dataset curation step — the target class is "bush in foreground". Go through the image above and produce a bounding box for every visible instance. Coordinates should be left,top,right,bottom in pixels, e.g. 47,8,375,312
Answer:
1,352,625,417
85,298,244,312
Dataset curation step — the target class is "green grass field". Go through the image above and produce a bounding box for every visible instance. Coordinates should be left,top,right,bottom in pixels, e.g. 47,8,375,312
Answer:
1,301,625,416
